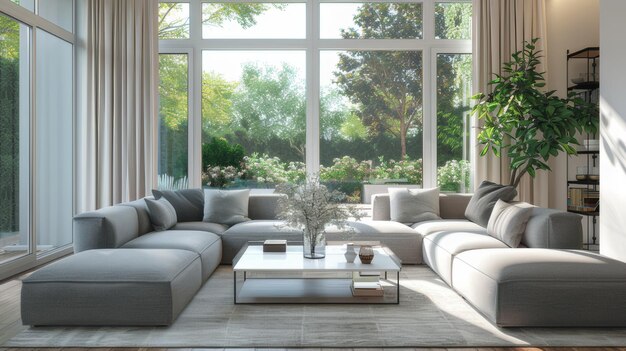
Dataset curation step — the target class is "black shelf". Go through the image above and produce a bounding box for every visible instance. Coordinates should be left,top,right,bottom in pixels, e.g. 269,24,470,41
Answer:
576,150,599,155
568,180,599,185
568,209,599,216
567,81,599,91
567,47,600,59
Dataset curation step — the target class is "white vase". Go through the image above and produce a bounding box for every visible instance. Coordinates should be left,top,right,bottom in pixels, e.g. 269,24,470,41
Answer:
344,243,357,263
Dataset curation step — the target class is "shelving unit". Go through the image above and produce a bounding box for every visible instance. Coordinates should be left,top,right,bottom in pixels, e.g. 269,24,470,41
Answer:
565,47,600,250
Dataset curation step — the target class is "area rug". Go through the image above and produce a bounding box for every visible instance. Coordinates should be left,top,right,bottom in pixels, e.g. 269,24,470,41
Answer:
6,266,626,347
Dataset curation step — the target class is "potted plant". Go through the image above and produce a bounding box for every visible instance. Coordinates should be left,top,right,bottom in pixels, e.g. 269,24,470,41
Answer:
472,38,598,188
275,176,362,259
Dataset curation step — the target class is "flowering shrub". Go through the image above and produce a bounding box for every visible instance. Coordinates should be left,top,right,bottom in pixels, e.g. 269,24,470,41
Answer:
202,165,243,188
320,156,371,182
243,153,305,184
437,159,470,192
370,157,423,184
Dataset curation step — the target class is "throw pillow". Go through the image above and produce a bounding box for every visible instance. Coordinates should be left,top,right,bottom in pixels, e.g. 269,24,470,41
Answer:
388,187,441,224
465,180,517,227
487,199,533,247
144,197,178,231
152,188,204,222
203,189,251,225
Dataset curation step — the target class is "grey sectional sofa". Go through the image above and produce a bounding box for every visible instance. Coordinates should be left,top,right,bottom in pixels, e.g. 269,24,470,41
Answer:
21,190,626,327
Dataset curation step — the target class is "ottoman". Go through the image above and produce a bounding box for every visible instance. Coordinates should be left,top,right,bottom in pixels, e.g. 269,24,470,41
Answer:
21,249,202,326
452,248,626,327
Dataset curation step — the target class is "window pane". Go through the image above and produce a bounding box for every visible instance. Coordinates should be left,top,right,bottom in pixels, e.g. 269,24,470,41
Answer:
35,30,73,252
158,54,189,190
202,3,305,39
320,3,423,39
38,0,73,32
436,53,472,192
0,14,30,264
435,2,472,40
159,2,190,39
320,50,423,203
201,51,306,188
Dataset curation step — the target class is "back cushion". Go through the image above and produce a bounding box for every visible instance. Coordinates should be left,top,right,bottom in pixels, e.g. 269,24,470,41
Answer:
248,193,285,220
118,198,153,235
152,188,204,222
73,206,139,252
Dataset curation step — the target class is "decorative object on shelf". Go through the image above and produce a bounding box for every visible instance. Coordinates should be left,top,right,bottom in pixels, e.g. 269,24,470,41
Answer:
359,245,375,264
344,243,357,263
275,175,363,259
472,38,598,189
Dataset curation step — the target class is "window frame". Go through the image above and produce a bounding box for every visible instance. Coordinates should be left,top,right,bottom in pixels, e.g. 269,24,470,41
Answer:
158,0,473,189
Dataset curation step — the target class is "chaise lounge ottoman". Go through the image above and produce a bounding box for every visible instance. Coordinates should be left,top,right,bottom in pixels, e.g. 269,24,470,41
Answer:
452,248,626,327
21,248,202,326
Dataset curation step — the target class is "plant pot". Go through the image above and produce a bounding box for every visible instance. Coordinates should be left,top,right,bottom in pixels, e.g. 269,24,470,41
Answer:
344,243,357,263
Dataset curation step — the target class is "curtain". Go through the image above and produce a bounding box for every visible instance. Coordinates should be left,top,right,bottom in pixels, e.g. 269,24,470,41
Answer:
84,0,158,209
474,0,549,206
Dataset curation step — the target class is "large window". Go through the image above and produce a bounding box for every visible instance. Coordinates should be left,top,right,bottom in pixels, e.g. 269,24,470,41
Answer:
0,0,75,279
158,0,472,199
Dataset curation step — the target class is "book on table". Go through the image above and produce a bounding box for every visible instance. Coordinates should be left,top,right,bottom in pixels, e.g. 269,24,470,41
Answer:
351,281,384,297
352,271,381,283
263,239,287,252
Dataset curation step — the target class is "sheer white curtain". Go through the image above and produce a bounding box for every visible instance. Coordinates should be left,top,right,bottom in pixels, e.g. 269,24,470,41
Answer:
474,0,549,206
82,0,159,209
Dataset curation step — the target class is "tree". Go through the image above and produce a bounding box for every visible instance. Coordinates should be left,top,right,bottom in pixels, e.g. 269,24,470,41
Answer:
334,4,423,158
158,3,284,39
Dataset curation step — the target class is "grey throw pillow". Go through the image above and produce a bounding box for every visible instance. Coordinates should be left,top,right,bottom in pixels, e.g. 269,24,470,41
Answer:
388,187,441,225
144,197,177,231
465,180,517,227
203,189,251,225
487,199,532,247
152,188,204,222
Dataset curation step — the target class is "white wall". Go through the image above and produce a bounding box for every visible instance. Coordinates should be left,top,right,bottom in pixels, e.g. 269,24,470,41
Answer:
599,0,626,262
545,0,600,211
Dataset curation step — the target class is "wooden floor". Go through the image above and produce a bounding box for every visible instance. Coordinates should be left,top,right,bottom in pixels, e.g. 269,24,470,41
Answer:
1,348,626,351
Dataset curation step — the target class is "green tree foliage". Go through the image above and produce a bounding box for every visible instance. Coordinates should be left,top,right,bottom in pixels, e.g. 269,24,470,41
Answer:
334,4,423,158
435,2,472,40
473,39,597,188
202,137,245,169
158,2,285,39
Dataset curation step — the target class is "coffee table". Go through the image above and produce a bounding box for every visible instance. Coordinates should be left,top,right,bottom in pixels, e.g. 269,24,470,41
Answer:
232,242,402,304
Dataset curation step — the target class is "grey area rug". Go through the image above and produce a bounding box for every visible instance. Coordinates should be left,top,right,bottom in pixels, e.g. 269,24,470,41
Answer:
7,266,626,347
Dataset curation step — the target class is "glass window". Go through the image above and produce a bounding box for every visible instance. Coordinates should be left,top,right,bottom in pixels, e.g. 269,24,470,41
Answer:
320,3,423,39
202,3,305,39
320,50,423,202
436,53,472,192
10,0,34,12
159,2,190,39
158,54,190,190
0,14,30,264
35,30,73,253
201,50,306,188
38,0,73,32
435,2,472,40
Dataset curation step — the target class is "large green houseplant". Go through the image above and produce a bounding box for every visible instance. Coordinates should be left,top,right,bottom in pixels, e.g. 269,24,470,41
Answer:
472,38,598,188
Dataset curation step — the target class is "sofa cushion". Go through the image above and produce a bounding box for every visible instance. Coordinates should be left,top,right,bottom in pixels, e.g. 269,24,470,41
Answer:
422,231,507,285
145,198,178,231
172,221,229,235
203,189,251,225
248,193,284,220
411,219,486,237
465,181,517,227
21,249,201,326
221,220,303,264
117,198,153,235
388,187,441,224
452,248,626,327
122,230,221,281
326,220,424,264
487,200,532,247
153,188,204,222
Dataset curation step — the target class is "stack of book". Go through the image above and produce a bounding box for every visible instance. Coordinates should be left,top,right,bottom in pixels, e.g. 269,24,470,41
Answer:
351,271,383,297
263,239,287,252
568,188,599,212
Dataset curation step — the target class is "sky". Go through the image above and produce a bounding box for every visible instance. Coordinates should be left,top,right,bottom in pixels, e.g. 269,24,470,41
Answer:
198,3,363,87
